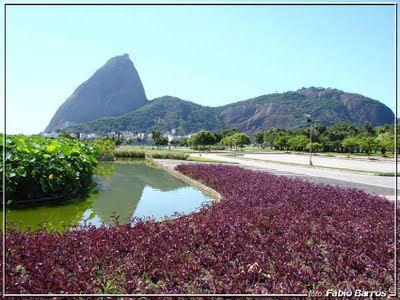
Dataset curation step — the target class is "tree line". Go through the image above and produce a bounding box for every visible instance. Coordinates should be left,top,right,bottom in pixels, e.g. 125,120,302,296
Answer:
176,128,251,150
92,121,397,157
254,122,398,156
176,121,397,156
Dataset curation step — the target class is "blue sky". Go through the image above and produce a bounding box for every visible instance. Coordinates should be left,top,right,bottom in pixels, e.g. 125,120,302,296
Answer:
3,3,396,134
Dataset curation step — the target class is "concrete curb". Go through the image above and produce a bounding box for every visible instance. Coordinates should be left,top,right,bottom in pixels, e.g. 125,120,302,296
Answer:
147,158,222,202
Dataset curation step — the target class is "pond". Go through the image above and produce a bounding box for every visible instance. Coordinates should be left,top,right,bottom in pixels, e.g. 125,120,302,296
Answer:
6,160,212,232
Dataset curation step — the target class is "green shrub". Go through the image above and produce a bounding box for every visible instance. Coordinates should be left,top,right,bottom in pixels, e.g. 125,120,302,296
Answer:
114,147,188,160
145,150,189,160
2,135,97,204
210,145,225,151
92,138,116,160
93,161,116,178
114,147,146,158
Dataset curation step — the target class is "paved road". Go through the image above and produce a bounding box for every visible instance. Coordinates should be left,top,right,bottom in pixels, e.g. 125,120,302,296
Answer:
186,153,398,200
240,152,397,173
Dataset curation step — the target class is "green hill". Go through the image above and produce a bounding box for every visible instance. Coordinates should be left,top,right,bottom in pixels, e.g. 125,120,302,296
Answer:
71,96,224,135
216,87,394,132
68,87,394,135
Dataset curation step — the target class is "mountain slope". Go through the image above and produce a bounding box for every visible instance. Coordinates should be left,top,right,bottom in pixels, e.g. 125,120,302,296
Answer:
45,54,148,132
217,87,394,132
72,96,224,135
69,87,394,135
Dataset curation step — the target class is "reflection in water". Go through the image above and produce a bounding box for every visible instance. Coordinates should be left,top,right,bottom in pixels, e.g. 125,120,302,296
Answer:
94,161,116,178
90,162,197,226
134,186,209,220
5,195,97,232
6,160,211,231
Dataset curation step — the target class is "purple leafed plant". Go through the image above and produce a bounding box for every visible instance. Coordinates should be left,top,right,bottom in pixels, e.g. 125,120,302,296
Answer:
3,164,398,296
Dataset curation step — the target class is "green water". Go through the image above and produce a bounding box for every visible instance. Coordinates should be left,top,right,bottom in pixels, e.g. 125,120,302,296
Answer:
6,160,211,232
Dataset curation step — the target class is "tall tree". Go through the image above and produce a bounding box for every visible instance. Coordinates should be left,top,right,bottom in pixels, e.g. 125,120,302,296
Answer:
358,136,377,156
275,134,290,151
322,122,360,152
254,131,265,148
220,128,241,139
231,133,251,150
342,137,359,157
288,135,309,151
376,132,394,156
151,130,162,144
264,128,287,149
363,121,375,136
151,130,168,149
188,130,217,149
221,135,235,150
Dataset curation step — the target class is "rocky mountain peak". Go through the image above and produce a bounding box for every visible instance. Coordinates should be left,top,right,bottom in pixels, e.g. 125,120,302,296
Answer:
45,54,148,132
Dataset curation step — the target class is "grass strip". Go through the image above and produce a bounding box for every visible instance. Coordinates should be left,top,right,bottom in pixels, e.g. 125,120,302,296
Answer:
226,155,391,176
187,156,238,164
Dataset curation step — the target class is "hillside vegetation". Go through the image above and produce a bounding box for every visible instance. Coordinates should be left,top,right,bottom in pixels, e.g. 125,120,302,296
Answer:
72,96,224,135
68,87,394,135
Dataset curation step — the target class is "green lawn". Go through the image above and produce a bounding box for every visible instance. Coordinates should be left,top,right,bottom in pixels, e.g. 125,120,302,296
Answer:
242,146,277,151
121,145,395,159
232,156,391,175
187,156,238,164
315,151,394,159
241,147,394,159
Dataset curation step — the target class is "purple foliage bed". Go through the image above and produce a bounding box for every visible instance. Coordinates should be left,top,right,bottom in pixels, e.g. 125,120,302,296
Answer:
3,164,398,296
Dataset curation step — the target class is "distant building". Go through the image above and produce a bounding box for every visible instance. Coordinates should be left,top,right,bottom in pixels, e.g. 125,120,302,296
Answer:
50,131,60,138
135,132,146,139
64,121,78,128
107,131,117,139
169,135,186,141
122,131,135,139
87,133,100,140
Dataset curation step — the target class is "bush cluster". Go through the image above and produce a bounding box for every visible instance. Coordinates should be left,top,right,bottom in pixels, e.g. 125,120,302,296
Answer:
4,164,398,295
2,135,97,204
114,147,147,158
92,138,116,160
210,145,225,151
146,150,189,160
114,147,189,160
